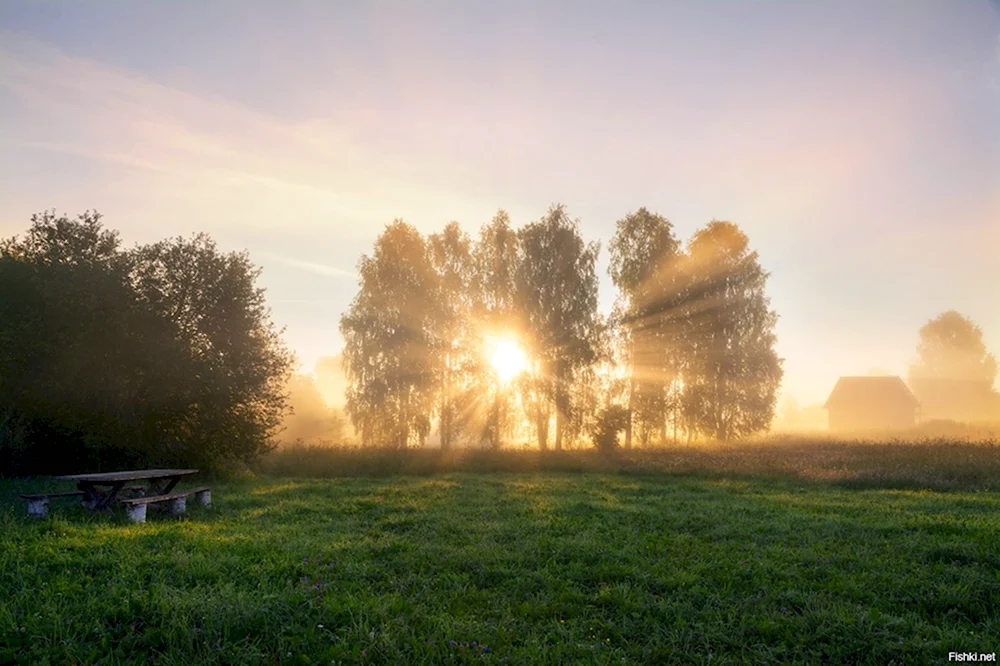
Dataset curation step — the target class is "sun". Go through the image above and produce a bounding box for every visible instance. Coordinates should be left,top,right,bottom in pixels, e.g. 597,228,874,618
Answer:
490,339,527,383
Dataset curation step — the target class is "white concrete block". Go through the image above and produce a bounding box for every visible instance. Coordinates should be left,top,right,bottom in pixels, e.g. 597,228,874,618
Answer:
125,503,147,524
169,496,186,515
26,499,48,518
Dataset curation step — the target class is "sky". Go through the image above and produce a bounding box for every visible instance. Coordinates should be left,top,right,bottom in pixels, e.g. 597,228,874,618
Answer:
1,0,998,406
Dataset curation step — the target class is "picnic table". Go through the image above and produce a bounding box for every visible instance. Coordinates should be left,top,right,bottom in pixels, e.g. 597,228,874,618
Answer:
56,468,200,510
22,469,211,523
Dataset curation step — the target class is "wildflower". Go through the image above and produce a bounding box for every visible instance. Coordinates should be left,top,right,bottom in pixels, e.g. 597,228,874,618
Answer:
317,624,324,629
481,646,489,653
448,640,456,646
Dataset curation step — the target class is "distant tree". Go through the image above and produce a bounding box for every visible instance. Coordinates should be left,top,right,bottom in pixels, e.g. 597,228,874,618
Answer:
908,311,998,422
516,205,601,450
909,311,997,385
280,374,345,445
679,221,783,441
340,221,441,448
428,222,475,450
313,354,349,406
608,208,682,448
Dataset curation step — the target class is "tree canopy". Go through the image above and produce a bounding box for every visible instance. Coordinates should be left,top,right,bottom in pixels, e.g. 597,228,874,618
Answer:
0,211,293,475
339,206,783,450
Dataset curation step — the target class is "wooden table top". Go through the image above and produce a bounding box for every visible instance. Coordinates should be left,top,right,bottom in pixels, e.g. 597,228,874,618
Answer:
55,469,199,483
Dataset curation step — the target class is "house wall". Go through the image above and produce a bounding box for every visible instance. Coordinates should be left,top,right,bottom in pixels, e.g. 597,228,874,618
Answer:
828,403,916,432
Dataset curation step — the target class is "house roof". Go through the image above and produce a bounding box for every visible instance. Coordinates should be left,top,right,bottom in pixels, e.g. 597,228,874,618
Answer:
823,376,919,410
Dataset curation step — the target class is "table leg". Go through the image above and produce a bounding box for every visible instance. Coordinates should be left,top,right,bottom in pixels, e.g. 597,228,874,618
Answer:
77,482,100,510
161,476,182,494
95,482,125,510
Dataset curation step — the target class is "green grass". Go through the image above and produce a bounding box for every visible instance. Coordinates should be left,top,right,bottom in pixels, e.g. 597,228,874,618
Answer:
2,470,998,664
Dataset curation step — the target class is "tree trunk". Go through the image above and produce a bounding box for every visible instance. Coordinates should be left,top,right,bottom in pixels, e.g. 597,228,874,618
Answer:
625,376,634,451
492,389,501,450
537,405,549,451
554,391,564,451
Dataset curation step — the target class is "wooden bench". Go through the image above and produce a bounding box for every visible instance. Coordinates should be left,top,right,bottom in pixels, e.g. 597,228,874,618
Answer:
21,485,152,517
118,487,211,523
20,491,86,518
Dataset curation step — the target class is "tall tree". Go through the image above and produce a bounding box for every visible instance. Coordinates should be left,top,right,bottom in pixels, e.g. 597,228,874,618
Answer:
1,212,292,474
428,221,474,450
130,233,294,467
340,221,441,448
0,212,168,472
471,210,522,448
515,205,601,450
608,208,681,448
679,221,783,441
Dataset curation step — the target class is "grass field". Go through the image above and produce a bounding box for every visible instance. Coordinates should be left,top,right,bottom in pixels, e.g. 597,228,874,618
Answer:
2,458,999,664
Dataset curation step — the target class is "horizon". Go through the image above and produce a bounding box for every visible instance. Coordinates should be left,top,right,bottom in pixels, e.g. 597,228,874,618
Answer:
2,1,999,407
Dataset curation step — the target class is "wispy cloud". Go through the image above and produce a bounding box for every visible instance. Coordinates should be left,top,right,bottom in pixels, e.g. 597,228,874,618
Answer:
0,31,496,237
258,251,356,279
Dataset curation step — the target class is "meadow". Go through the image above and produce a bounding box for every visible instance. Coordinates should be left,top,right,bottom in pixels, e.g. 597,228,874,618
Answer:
2,439,999,665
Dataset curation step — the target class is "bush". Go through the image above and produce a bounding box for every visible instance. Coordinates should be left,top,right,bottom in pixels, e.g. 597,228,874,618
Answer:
589,405,629,453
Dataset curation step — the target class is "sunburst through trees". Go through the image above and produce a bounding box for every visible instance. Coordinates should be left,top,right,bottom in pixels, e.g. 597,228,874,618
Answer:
339,205,783,449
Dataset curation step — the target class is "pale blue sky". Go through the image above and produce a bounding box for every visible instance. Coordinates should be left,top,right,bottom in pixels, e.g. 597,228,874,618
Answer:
2,1,998,404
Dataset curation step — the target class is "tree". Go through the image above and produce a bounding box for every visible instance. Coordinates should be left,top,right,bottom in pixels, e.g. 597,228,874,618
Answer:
608,208,682,448
679,221,783,441
280,373,345,445
910,311,997,385
0,212,164,473
515,205,601,450
340,221,441,448
428,222,474,450
470,210,522,449
130,233,293,467
908,311,998,422
0,212,292,474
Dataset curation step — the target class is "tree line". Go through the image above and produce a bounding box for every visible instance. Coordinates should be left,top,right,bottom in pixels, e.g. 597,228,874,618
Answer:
0,205,784,476
340,205,783,450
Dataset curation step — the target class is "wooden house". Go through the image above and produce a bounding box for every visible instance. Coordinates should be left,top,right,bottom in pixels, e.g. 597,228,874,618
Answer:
823,376,919,432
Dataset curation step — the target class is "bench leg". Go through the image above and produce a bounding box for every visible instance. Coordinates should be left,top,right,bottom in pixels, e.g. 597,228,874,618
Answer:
169,496,186,516
26,499,49,518
125,503,147,524
195,490,211,507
